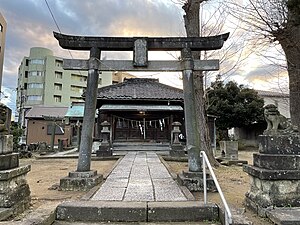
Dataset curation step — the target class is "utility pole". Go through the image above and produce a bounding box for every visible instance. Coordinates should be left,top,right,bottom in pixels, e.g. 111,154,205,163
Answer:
18,88,26,127
42,115,64,151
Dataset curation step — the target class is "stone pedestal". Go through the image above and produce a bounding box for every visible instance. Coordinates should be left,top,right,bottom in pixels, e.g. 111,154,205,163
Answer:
0,165,31,214
60,170,103,191
177,171,216,192
170,144,185,157
96,145,112,157
0,135,31,216
244,134,300,216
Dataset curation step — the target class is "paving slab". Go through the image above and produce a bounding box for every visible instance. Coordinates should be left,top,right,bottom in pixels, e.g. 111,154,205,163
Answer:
92,187,126,201
266,207,300,225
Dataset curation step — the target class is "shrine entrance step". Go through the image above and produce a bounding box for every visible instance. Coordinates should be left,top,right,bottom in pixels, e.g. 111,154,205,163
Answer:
55,201,219,223
54,221,221,225
266,207,300,225
113,141,171,152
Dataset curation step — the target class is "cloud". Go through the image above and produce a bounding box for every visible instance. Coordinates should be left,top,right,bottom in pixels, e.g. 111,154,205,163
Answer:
0,0,185,90
1,86,16,114
0,0,290,100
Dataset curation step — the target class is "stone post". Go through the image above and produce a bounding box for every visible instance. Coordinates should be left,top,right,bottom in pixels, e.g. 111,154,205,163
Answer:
60,47,103,191
96,121,112,157
219,141,238,160
170,122,185,157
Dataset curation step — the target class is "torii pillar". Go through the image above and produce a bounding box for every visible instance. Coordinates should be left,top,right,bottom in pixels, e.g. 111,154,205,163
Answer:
54,32,229,191
60,47,103,191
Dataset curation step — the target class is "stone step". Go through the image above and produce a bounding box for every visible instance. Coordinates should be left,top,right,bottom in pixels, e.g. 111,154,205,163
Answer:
266,207,300,225
112,145,170,151
56,200,219,223
53,222,222,225
0,208,13,221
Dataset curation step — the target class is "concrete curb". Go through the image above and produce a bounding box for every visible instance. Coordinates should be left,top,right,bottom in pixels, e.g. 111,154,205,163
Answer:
56,200,219,222
148,201,218,222
56,201,147,222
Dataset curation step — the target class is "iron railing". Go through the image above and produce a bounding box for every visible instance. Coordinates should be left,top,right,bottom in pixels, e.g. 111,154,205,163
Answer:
200,151,233,225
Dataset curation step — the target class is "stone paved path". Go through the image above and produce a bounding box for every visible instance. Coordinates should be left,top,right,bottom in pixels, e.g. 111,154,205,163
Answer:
91,152,187,201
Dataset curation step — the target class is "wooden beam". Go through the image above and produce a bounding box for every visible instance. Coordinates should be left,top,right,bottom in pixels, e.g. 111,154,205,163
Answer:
54,32,229,51
63,59,219,72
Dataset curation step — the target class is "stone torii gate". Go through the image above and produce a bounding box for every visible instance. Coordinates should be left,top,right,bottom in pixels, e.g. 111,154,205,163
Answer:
54,32,229,190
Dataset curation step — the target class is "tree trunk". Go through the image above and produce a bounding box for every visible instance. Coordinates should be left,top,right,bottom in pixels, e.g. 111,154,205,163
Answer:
282,43,300,129
183,0,219,166
275,4,300,129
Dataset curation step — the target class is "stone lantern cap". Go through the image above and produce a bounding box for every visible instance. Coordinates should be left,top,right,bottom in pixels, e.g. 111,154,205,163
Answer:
172,122,182,133
172,122,182,126
101,121,110,133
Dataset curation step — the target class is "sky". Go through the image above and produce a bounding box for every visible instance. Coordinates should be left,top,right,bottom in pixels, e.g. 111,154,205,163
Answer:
0,0,289,112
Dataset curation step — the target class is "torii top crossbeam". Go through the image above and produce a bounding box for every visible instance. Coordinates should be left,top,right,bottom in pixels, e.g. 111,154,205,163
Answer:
54,32,229,51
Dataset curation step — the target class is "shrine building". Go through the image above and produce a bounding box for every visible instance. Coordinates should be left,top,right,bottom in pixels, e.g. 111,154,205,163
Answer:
95,78,185,143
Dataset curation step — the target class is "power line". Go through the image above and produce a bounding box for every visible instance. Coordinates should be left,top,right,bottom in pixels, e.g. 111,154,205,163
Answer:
44,0,83,75
44,0,61,33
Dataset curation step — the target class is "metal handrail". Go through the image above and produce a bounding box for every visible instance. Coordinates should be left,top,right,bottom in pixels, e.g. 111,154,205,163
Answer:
200,151,232,225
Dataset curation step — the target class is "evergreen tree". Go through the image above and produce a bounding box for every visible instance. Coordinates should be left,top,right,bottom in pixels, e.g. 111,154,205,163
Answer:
206,77,265,136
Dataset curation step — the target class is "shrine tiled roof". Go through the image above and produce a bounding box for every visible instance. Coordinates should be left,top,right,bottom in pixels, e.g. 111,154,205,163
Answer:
96,78,183,100
257,90,289,98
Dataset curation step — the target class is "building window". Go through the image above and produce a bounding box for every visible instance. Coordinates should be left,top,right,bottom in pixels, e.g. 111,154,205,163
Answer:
47,124,64,135
0,24,2,32
55,71,63,79
30,59,44,65
25,59,29,66
29,71,44,77
27,95,43,101
70,97,84,102
25,71,28,78
55,59,63,67
54,95,62,102
54,83,62,91
71,74,87,82
71,85,84,94
28,83,43,89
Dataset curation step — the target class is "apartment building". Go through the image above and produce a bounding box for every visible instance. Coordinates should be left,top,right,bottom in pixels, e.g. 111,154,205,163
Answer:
0,12,7,92
16,47,113,125
112,71,136,84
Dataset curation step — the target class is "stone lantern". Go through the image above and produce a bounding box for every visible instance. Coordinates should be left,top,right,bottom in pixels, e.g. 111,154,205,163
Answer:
170,121,185,157
96,121,112,157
